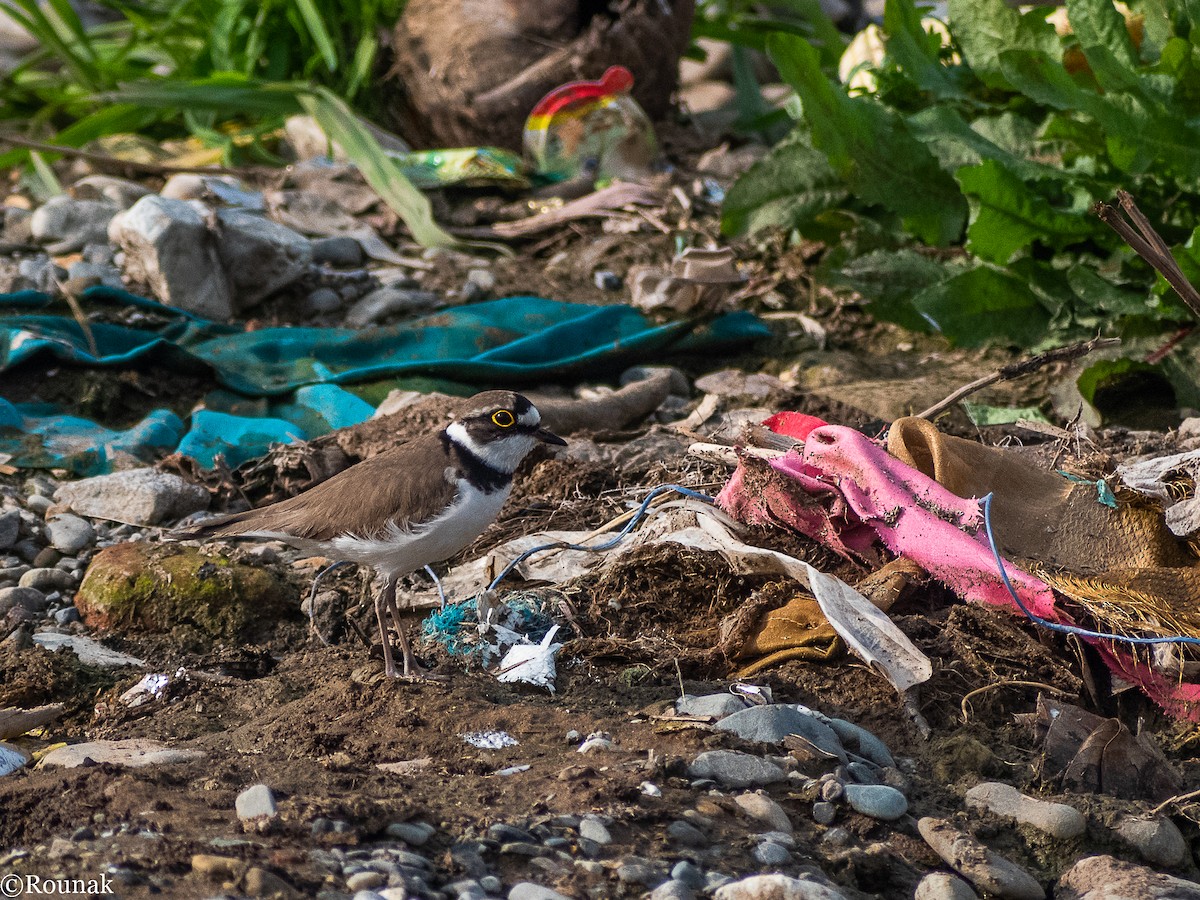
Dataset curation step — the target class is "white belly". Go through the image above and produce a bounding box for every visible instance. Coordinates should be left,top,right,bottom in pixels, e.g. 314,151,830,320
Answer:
329,480,511,576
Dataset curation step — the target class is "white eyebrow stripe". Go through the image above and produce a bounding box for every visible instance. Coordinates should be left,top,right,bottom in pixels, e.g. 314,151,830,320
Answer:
518,408,540,427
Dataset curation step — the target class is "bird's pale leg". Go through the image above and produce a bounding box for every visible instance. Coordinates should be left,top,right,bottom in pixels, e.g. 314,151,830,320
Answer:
375,575,399,679
384,584,425,677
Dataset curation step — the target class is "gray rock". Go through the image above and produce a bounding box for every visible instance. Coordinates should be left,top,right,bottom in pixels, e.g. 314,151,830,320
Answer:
235,784,278,822
16,254,66,293
918,817,1044,900
25,494,53,517
0,510,19,549
844,783,908,821
1113,815,1187,868
45,514,96,555
488,823,535,844
66,260,123,289
753,840,791,866
826,718,895,768
650,880,696,900
109,196,233,319
54,605,80,625
714,873,850,900
56,469,208,525
616,857,668,889
462,267,496,302
716,705,847,761
671,861,705,890
18,568,73,593
313,235,365,267
508,883,573,900
346,286,441,327
734,792,792,833
347,871,386,892
305,287,342,315
666,820,708,847
915,873,980,900
385,821,436,846
578,816,611,845
675,693,748,719
0,586,46,614
964,782,1085,840
40,738,204,768
812,802,836,825
71,176,152,209
1056,854,1200,899
3,206,32,243
688,750,786,789
31,196,119,253
214,208,312,308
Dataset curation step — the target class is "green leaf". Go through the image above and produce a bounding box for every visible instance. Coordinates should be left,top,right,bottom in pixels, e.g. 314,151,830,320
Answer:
832,248,952,332
768,32,966,245
908,106,1068,183
962,402,1051,426
292,0,339,72
947,0,1059,89
999,48,1200,176
1065,0,1139,70
955,160,1095,263
722,137,848,235
299,87,459,250
911,265,1052,346
883,0,967,99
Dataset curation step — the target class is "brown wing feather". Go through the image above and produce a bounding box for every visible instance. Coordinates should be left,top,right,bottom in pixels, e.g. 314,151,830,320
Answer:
183,433,459,542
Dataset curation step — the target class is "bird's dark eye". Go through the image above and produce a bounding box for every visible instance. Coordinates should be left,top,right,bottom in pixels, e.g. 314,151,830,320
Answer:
491,409,515,427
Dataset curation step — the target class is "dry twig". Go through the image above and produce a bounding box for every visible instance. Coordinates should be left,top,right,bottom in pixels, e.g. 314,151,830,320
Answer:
1096,190,1200,321
916,335,1121,420
960,680,1069,723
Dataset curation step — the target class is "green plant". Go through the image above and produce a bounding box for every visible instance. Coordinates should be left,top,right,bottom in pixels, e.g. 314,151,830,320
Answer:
723,0,1200,373
0,1,459,246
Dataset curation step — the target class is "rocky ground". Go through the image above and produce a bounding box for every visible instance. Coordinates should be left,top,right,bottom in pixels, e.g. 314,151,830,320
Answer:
1,75,1199,900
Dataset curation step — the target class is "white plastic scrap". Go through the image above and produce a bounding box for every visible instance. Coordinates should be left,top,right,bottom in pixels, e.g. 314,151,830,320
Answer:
496,625,562,692
803,562,932,693
1117,447,1200,536
32,633,146,668
0,742,30,777
119,673,171,708
461,731,518,749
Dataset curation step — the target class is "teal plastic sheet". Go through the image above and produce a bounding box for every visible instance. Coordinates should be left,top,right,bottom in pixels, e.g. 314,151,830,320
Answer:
0,287,769,473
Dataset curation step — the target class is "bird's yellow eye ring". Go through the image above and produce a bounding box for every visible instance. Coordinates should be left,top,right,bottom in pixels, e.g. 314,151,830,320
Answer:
492,409,515,427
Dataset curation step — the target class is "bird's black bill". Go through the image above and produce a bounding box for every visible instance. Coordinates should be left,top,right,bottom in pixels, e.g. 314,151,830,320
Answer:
535,427,567,446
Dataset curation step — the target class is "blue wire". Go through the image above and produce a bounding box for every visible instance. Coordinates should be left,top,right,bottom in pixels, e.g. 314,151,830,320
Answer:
981,492,1200,647
487,484,716,591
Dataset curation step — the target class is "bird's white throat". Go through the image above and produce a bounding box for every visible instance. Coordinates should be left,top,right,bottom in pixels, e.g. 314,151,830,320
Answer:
445,421,538,474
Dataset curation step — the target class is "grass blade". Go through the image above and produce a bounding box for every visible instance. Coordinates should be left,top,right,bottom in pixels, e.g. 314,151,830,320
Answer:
299,86,458,249
293,0,339,72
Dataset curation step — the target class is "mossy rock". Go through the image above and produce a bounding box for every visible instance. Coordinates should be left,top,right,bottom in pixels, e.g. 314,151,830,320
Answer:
76,543,295,641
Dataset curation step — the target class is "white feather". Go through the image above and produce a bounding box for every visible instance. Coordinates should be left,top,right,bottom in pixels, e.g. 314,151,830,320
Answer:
329,478,511,577
445,421,537,474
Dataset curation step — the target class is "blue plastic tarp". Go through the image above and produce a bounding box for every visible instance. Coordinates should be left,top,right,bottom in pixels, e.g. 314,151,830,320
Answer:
0,287,770,474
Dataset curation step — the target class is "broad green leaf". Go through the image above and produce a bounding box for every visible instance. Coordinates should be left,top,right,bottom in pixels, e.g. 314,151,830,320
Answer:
911,265,1052,346
299,87,459,250
908,106,1068,182
1066,0,1139,69
722,138,848,235
962,402,1051,426
1000,48,1200,176
955,160,1095,263
1067,262,1188,321
947,0,1059,89
832,248,952,333
883,0,968,99
768,32,966,245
